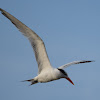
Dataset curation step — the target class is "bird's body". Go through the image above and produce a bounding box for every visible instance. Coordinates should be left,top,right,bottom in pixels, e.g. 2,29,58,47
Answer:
35,68,60,83
0,8,93,85
27,68,70,85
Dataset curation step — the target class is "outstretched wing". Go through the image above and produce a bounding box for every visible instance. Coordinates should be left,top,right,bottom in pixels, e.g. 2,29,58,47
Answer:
0,8,51,74
58,60,94,69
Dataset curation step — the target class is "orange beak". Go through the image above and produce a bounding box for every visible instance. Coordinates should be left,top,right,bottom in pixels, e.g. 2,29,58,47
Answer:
66,77,74,85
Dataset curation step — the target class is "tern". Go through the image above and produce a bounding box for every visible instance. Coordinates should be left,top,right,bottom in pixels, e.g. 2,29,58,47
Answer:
0,8,93,85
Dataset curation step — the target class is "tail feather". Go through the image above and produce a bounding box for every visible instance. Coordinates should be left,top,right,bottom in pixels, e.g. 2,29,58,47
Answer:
22,79,38,85
22,79,34,82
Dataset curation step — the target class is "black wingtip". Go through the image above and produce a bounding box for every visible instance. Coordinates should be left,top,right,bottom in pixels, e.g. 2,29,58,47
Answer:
80,60,95,63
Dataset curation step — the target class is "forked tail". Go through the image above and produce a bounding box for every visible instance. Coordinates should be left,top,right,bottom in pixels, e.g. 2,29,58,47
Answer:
22,79,38,85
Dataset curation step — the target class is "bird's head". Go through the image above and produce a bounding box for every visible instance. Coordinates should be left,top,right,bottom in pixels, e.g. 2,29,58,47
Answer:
57,68,74,85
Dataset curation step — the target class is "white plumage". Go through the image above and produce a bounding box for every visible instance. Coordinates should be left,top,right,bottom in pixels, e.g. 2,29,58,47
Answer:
0,8,93,85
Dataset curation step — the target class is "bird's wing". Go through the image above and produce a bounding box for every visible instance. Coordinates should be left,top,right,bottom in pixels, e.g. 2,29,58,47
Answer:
58,60,94,69
0,8,51,74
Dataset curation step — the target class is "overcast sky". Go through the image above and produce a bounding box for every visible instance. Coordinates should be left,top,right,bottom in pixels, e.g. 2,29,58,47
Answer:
0,0,100,100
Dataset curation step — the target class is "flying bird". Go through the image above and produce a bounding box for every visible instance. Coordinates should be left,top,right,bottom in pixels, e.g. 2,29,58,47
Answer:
0,8,93,85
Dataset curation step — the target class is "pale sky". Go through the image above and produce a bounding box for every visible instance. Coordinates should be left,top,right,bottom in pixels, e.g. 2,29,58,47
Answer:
0,0,100,100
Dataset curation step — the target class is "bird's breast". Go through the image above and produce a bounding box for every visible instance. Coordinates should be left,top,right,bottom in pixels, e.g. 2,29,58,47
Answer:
37,68,61,83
